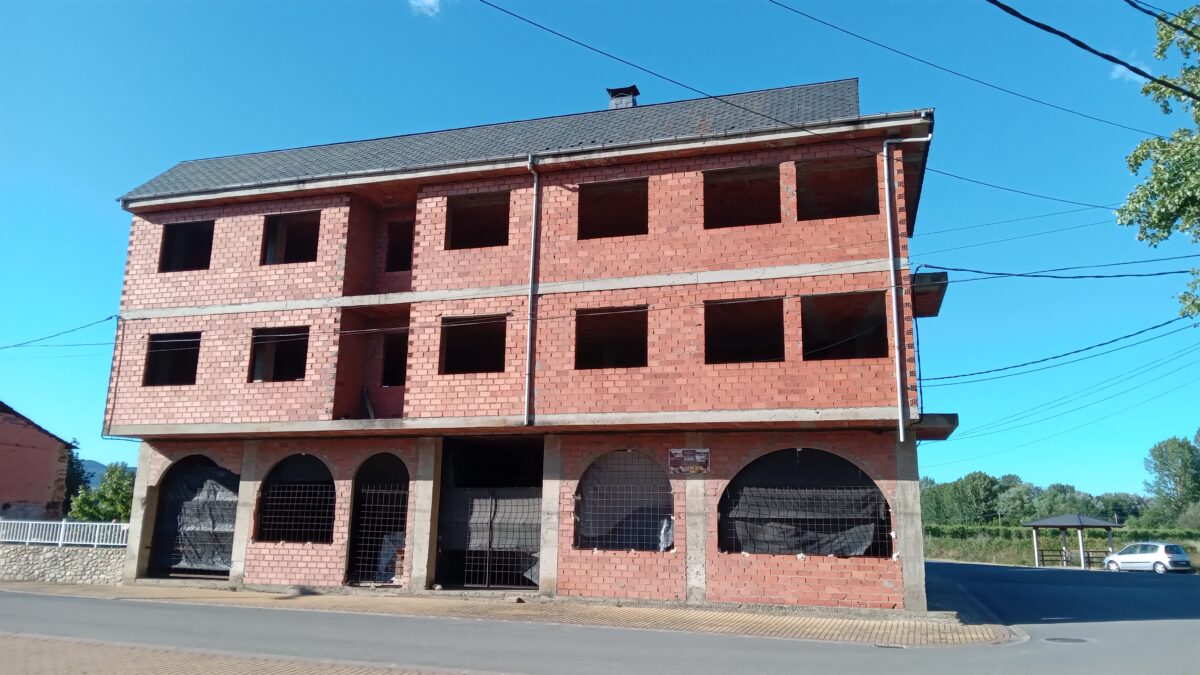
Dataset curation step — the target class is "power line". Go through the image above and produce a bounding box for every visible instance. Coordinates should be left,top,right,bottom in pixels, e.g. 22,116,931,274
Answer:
1123,0,1200,42
765,0,1166,138
475,0,1112,208
0,315,115,350
919,262,1197,280
983,0,1200,103
1131,0,1200,29
916,205,1111,237
921,315,1188,381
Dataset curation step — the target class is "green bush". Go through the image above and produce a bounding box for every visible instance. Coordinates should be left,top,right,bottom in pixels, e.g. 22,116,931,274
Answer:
922,524,1200,542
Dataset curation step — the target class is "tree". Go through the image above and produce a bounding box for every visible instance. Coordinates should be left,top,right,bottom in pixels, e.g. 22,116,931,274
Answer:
1116,5,1200,316
997,481,1040,525
62,445,88,515
947,472,1002,524
1176,501,1200,529
1143,432,1200,519
68,463,135,522
1032,483,1095,519
1093,492,1148,524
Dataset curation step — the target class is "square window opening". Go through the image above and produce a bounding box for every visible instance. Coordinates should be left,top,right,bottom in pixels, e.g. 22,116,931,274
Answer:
801,292,888,360
796,157,880,221
249,326,309,382
704,298,784,364
575,306,648,369
703,165,781,229
385,221,414,272
446,192,509,250
381,332,408,386
158,221,214,272
143,332,201,386
578,179,649,240
261,212,320,264
439,315,506,374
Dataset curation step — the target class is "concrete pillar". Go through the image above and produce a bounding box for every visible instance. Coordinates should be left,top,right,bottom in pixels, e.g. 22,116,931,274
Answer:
539,435,562,596
1032,528,1041,567
683,432,707,604
894,436,927,611
122,442,158,583
228,440,259,587
408,437,443,590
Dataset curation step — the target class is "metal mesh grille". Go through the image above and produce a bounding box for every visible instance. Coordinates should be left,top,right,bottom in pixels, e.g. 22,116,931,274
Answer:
574,451,674,551
348,484,409,584
256,483,336,543
439,488,541,588
718,486,892,557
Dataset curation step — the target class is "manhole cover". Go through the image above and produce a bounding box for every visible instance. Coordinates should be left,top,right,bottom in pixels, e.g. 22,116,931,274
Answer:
1044,637,1088,644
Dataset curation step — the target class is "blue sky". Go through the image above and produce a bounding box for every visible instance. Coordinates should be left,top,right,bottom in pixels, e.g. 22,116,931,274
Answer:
1,0,1196,495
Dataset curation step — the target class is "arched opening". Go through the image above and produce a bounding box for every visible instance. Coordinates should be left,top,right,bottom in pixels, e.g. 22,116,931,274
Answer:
149,455,240,578
574,450,673,551
348,453,410,584
256,454,335,544
718,448,892,557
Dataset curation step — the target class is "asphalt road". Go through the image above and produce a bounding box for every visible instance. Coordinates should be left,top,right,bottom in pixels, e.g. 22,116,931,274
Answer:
0,562,1196,674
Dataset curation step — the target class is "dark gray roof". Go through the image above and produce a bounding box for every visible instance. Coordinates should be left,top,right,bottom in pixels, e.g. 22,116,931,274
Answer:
123,79,863,204
1022,514,1123,529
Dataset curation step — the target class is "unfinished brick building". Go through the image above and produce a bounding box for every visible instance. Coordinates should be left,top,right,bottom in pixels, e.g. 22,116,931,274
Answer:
109,79,954,610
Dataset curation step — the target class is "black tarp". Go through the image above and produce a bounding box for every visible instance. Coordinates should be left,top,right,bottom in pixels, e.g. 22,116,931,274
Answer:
151,460,239,575
724,486,887,556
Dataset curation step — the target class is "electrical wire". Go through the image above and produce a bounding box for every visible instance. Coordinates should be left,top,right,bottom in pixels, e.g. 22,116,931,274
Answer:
0,316,115,350
919,263,1198,280
475,0,1113,208
766,0,1166,138
1123,0,1200,42
983,0,1200,103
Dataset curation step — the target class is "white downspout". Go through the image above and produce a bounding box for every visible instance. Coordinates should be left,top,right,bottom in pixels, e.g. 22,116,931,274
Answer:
524,154,542,426
882,133,931,443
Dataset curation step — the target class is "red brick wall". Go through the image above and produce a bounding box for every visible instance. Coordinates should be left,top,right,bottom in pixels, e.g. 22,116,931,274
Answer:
702,431,904,609
0,413,68,519
555,434,687,601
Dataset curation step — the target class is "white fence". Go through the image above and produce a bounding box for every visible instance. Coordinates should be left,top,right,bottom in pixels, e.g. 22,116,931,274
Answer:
0,520,128,548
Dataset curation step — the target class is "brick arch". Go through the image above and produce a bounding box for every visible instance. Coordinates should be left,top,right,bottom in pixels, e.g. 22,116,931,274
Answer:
255,453,336,544
574,449,674,552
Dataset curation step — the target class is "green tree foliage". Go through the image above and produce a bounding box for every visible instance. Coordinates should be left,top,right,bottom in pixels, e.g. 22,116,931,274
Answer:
1143,431,1200,520
68,463,135,522
62,446,88,515
1177,501,1200,529
1116,5,1200,316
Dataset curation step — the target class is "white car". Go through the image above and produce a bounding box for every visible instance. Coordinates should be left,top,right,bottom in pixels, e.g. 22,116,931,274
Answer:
1104,542,1192,574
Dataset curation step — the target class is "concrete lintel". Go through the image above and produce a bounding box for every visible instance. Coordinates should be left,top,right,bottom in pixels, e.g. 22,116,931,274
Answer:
122,441,158,584
894,435,927,611
539,435,563,596
228,440,259,587
119,258,903,321
407,437,443,591
107,406,899,438
682,431,707,604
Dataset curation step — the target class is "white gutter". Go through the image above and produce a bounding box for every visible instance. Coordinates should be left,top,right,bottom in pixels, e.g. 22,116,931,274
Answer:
524,154,542,426
882,131,932,443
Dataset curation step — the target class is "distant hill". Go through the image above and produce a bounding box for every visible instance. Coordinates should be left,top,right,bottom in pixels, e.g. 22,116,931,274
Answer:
81,460,107,488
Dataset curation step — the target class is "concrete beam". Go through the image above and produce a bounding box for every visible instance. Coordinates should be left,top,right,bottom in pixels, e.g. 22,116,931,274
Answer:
682,432,707,604
121,442,158,584
407,438,443,591
120,258,903,321
539,435,563,596
107,406,900,439
228,440,259,587
894,435,927,611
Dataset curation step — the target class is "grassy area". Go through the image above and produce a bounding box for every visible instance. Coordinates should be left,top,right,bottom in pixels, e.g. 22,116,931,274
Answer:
925,534,1200,569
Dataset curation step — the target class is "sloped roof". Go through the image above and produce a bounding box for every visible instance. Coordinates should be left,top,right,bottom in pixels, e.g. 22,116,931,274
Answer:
1022,514,1123,529
122,79,865,205
0,401,74,449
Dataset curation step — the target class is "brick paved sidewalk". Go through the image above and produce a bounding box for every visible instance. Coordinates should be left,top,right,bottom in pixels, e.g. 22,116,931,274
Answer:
0,581,1011,647
0,632,447,675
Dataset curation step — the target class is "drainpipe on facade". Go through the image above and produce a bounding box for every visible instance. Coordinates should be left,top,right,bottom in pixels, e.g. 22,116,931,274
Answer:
524,154,542,426
881,132,931,443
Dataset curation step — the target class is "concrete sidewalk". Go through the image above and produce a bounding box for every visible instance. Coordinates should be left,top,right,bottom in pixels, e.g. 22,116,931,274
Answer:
0,581,1010,647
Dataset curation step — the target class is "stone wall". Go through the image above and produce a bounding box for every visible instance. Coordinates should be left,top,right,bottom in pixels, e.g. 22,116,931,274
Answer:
0,543,124,585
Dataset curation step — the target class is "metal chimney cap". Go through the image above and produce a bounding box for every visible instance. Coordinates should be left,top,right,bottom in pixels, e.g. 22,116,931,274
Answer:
606,85,641,99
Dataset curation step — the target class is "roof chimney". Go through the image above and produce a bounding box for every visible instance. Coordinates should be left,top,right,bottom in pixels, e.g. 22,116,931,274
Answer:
607,85,640,110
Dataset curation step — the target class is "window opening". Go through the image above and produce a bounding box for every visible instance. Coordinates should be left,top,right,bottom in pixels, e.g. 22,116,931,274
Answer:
439,315,506,374
249,326,309,382
261,212,319,264
159,221,214,272
574,450,673,551
385,221,414,272
718,448,892,557
446,192,509,249
256,454,335,544
796,157,879,221
578,178,649,239
703,165,780,229
381,332,408,386
801,292,887,360
575,306,648,369
143,332,201,386
704,298,784,364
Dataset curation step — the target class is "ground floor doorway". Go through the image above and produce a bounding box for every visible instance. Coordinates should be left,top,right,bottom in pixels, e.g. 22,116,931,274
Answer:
149,455,239,578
